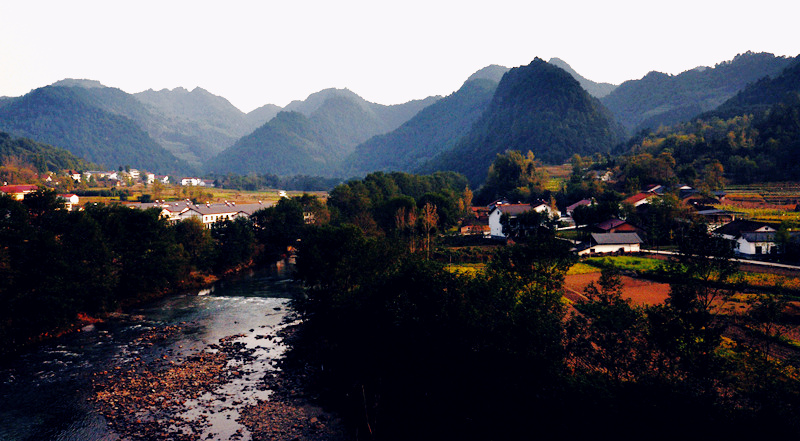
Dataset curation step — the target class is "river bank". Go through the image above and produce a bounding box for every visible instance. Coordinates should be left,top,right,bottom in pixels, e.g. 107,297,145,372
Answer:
86,300,347,441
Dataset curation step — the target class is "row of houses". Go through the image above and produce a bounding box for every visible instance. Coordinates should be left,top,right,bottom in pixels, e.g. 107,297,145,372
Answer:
126,200,273,227
458,182,797,259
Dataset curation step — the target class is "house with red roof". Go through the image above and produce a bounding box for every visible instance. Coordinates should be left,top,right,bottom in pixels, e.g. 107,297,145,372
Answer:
622,192,657,208
0,184,39,200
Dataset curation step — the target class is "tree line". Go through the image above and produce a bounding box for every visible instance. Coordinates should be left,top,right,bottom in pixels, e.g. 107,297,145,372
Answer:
0,189,326,355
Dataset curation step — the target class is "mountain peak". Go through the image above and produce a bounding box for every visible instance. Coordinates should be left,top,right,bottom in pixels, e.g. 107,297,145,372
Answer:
51,78,106,89
466,65,510,84
546,58,617,98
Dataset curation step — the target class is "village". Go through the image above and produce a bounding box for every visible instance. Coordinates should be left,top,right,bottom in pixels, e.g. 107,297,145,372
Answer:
459,182,800,263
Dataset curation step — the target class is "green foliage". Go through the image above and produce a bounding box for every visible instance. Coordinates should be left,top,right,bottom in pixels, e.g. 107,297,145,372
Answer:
0,131,96,172
475,150,548,204
327,171,468,234
293,227,571,439
0,194,261,355
616,60,800,185
0,86,190,174
212,172,341,192
250,197,307,263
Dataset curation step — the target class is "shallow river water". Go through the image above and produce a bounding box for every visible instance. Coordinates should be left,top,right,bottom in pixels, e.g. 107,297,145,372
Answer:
0,265,300,441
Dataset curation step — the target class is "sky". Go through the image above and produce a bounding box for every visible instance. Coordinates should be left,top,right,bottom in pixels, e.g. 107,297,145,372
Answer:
2,0,799,113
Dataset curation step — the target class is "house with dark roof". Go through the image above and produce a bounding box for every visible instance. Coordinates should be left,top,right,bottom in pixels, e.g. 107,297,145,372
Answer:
711,219,798,256
592,218,640,234
577,233,644,256
565,199,593,217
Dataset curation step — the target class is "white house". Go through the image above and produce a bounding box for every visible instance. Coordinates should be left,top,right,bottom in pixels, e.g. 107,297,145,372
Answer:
145,173,156,185
57,193,80,211
488,204,534,239
578,233,643,256
531,200,561,219
181,177,203,186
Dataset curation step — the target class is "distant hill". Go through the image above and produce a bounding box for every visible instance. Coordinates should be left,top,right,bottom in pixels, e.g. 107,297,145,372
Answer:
134,86,278,165
420,58,625,187
207,90,440,177
345,77,499,175
466,65,510,83
601,51,794,134
245,104,282,129
548,58,617,98
617,55,800,184
0,86,190,174
711,56,800,117
0,131,96,172
283,87,439,132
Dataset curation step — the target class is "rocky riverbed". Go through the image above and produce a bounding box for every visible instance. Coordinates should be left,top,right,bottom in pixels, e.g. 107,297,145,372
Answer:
89,319,346,441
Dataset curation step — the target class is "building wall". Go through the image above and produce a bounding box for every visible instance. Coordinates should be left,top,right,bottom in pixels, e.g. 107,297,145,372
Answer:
578,243,641,256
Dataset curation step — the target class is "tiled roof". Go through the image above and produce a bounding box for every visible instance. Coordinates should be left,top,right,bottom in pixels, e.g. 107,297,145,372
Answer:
595,218,627,231
0,184,38,193
591,232,643,245
491,204,533,216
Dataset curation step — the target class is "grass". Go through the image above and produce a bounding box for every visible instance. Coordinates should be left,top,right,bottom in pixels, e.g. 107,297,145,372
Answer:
567,262,600,275
583,255,664,273
445,263,486,275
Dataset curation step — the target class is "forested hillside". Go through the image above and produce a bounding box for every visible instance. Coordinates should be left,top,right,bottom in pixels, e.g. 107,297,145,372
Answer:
601,51,794,134
616,55,800,186
421,58,625,186
0,86,190,174
0,131,96,172
345,78,499,174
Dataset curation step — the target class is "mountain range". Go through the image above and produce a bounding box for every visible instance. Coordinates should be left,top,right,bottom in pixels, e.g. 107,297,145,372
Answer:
0,50,796,187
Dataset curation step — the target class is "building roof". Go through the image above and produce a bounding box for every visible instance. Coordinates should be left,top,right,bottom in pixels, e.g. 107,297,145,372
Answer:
622,192,655,205
490,204,533,216
741,231,800,243
714,219,777,237
566,199,592,212
591,232,643,245
0,184,39,194
595,218,628,231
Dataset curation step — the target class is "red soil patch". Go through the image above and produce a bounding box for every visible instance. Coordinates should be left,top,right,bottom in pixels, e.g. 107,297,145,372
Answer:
564,272,670,306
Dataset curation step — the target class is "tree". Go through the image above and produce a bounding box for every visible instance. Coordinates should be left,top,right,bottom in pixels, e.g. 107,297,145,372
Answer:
477,150,546,204
421,202,439,259
569,264,651,381
650,223,739,385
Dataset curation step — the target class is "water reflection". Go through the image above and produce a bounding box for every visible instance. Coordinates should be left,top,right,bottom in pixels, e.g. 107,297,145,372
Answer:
0,265,298,441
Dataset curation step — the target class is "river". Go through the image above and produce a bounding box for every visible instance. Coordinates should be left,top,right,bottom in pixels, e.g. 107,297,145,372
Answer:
0,264,301,441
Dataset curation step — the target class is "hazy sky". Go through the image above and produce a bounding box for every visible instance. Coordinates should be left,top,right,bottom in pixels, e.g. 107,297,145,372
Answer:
2,0,798,113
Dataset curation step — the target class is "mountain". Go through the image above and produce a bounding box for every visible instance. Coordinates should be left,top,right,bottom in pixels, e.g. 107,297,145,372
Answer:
711,55,800,117
600,51,794,134
245,104,282,129
466,65,510,83
207,90,440,177
133,86,278,165
547,58,617,98
0,131,96,172
345,76,500,175
0,86,189,174
419,58,626,187
283,87,439,132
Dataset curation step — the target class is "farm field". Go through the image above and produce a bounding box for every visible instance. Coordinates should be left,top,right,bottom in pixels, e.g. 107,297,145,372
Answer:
720,182,800,226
